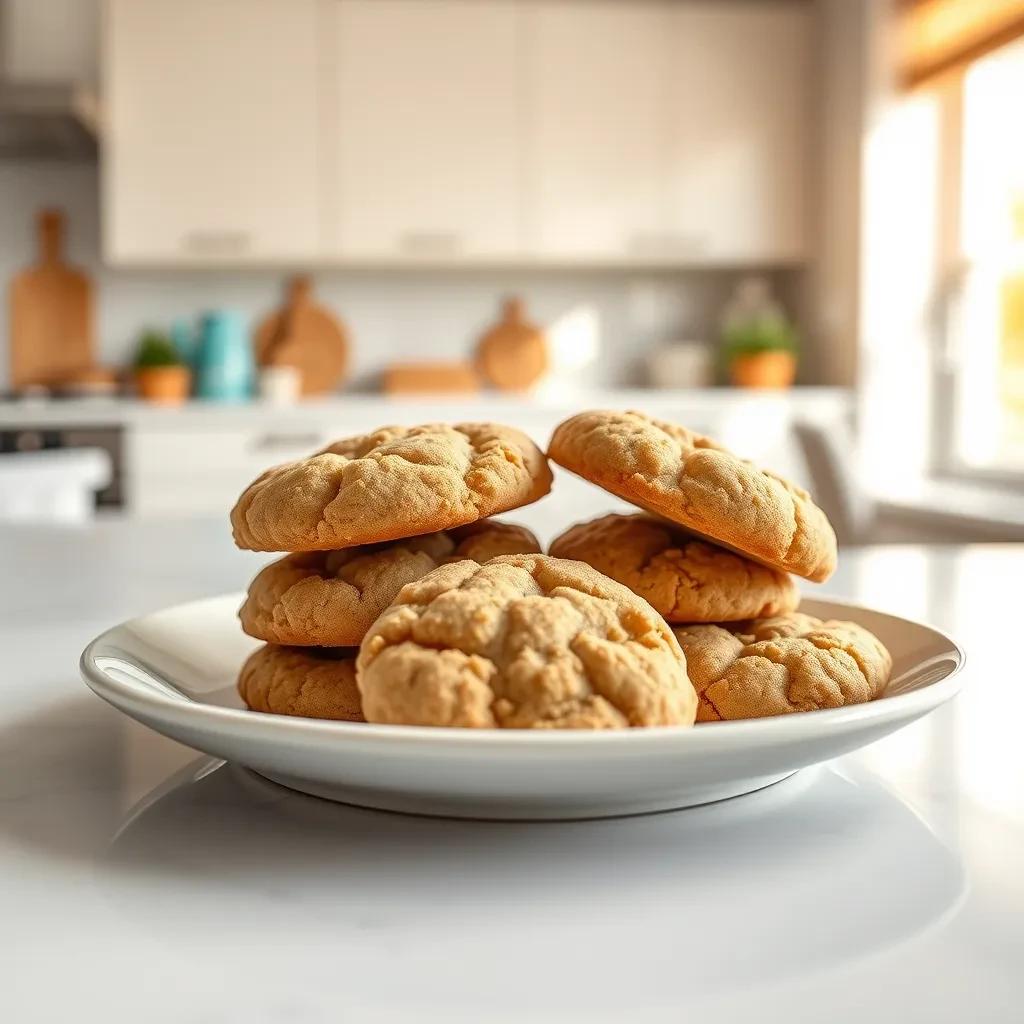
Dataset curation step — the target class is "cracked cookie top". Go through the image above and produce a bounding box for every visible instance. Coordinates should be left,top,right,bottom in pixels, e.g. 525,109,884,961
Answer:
231,422,552,552
239,521,541,647
673,613,892,722
356,554,697,729
549,513,799,623
548,410,837,582
238,645,364,722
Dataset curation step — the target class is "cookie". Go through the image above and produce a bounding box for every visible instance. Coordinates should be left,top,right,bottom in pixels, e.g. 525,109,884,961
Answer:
436,519,542,564
238,645,364,722
548,410,837,582
231,422,552,552
356,554,697,729
239,521,541,647
673,612,892,722
549,513,799,623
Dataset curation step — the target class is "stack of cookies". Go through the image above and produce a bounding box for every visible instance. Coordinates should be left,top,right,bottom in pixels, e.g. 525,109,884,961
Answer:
547,410,891,722
229,411,892,730
231,423,551,723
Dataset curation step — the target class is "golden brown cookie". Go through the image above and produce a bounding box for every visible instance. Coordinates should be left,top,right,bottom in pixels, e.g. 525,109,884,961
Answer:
239,521,542,647
231,422,552,552
548,410,837,582
238,645,364,722
673,613,892,722
356,554,697,729
549,513,799,623
436,519,542,563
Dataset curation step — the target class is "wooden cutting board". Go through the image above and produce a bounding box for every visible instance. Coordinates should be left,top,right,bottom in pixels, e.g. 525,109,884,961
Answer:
254,276,350,395
475,296,548,391
9,209,95,390
382,361,480,395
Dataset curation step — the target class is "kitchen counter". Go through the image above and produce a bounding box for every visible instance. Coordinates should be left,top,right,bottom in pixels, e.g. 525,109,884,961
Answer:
0,389,852,521
3,520,1021,1022
0,386,851,427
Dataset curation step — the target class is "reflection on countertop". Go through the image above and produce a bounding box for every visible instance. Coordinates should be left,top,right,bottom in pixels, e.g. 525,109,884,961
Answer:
105,757,964,1007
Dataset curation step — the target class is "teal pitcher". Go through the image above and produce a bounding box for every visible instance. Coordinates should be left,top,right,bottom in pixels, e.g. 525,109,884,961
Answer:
194,310,254,401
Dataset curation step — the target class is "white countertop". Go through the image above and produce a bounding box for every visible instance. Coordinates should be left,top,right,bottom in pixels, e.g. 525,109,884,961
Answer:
0,387,851,428
3,520,1021,1022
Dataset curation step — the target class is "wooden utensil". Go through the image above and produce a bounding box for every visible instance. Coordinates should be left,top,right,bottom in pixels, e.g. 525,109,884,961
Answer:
475,296,548,391
9,209,95,390
54,366,121,398
382,362,480,395
254,275,350,395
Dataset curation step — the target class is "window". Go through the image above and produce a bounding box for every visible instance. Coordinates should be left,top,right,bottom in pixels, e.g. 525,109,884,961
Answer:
934,38,1024,479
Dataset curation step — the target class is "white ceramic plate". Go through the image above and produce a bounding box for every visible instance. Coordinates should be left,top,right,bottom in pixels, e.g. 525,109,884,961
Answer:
81,593,964,820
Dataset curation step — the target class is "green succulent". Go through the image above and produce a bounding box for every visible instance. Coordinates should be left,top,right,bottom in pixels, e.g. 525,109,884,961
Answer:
134,330,183,369
723,313,798,360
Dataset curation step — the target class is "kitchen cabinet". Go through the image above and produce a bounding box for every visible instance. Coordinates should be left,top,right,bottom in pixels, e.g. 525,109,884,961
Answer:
522,0,809,263
101,0,810,267
325,0,523,260
103,0,320,263
666,3,810,262
126,425,331,516
524,1,668,260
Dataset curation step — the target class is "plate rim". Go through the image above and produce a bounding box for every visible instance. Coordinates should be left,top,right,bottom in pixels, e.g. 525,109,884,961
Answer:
80,591,966,750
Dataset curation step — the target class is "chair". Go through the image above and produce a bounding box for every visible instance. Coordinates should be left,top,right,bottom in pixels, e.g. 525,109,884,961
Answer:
793,419,1024,544
792,419,875,545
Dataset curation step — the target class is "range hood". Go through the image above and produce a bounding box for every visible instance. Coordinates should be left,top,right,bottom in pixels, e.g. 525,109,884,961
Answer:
0,78,98,160
0,0,100,160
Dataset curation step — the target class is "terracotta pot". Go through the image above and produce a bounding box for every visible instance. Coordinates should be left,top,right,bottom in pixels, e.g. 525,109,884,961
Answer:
729,351,797,389
135,365,192,404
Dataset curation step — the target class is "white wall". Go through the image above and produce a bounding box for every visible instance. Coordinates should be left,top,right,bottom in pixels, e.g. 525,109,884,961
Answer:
0,162,805,391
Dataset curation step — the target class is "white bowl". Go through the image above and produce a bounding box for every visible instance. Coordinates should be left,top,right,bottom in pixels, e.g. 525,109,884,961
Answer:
81,593,964,820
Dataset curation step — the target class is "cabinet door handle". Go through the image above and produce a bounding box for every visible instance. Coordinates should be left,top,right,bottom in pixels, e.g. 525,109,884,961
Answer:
250,432,324,452
181,230,252,256
398,231,462,258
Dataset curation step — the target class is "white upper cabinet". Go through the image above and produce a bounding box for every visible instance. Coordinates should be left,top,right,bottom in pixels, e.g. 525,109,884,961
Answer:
325,0,523,260
102,0,810,266
524,1,669,260
666,3,810,262
523,0,809,264
104,0,320,263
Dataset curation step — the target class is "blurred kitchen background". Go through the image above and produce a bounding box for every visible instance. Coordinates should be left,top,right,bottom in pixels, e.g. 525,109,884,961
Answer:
0,0,1021,543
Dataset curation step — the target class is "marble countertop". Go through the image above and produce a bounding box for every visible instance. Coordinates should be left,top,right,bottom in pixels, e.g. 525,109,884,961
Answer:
0,387,851,428
3,520,1022,1022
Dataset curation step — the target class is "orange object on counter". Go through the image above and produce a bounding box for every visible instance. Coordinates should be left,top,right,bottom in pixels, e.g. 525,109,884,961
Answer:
135,365,192,405
729,351,797,389
382,362,481,395
254,275,350,396
9,209,95,389
475,296,548,391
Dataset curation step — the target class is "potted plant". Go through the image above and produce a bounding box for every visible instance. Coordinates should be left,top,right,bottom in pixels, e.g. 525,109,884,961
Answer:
133,330,192,404
721,278,799,389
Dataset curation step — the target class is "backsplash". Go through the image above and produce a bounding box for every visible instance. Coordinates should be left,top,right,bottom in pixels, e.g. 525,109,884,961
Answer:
0,163,806,391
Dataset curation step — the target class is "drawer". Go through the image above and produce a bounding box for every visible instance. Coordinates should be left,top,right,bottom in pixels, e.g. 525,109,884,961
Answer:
127,426,340,518
130,427,331,474
130,474,263,517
